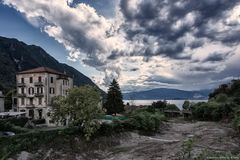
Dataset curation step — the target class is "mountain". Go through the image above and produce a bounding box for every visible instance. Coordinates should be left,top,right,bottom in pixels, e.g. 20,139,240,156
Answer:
123,88,212,100
0,36,105,95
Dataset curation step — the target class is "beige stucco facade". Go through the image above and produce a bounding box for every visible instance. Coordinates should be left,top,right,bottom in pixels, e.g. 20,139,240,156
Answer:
16,67,73,126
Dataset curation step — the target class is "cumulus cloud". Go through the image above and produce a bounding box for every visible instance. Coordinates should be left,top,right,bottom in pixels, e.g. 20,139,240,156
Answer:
2,0,240,91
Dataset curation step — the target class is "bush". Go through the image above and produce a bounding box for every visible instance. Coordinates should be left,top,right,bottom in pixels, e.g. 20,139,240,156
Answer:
0,121,28,133
233,116,240,133
152,101,167,110
32,119,46,125
0,117,29,127
215,93,228,103
128,111,165,132
165,104,180,111
0,127,80,159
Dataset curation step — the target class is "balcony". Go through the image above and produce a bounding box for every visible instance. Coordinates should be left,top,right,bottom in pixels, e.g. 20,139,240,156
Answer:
17,93,26,97
27,94,35,98
35,93,44,97
26,104,35,108
34,82,44,86
17,83,25,87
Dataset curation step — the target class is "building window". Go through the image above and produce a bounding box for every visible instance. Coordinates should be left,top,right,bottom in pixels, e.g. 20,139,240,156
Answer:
37,87,43,94
49,88,55,94
28,87,34,95
21,78,24,83
38,97,42,105
29,77,33,83
21,98,25,105
30,98,33,105
50,77,54,83
29,109,34,119
38,109,42,119
21,87,24,94
38,76,42,82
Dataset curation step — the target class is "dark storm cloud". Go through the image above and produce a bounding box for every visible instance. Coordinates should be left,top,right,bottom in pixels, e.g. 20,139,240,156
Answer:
190,66,216,72
120,0,240,59
146,75,181,85
202,51,233,63
189,40,204,49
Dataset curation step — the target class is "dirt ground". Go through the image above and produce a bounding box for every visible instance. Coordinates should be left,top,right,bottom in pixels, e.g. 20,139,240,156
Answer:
11,119,240,160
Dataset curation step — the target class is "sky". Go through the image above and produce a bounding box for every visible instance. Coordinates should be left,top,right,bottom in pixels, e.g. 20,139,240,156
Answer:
0,0,240,92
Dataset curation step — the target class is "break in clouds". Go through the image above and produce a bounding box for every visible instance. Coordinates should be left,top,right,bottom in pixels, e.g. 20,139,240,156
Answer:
2,0,240,91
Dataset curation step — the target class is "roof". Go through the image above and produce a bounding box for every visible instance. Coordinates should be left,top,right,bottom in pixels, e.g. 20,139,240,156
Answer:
17,67,68,76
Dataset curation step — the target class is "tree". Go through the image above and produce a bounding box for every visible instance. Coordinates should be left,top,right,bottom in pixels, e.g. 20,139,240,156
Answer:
104,79,124,115
5,89,16,111
52,86,103,140
152,100,167,111
182,100,190,110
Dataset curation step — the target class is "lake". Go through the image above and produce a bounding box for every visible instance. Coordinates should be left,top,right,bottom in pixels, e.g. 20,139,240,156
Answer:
123,99,208,110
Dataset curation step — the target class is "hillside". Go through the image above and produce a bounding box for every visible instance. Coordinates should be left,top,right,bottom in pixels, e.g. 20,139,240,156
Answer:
0,36,104,94
123,88,211,100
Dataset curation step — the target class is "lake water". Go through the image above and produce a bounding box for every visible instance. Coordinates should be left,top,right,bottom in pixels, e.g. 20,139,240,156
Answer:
123,99,208,110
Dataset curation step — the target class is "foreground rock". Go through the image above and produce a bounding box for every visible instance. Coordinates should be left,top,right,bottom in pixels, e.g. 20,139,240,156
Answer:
10,119,240,160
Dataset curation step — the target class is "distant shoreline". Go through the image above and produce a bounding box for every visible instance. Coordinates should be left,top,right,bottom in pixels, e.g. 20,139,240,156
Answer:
123,99,208,109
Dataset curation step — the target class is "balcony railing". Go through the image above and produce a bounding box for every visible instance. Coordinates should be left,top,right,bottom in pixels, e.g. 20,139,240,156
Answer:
34,82,44,86
17,93,26,97
17,83,25,87
26,104,35,108
26,94,35,98
35,93,44,97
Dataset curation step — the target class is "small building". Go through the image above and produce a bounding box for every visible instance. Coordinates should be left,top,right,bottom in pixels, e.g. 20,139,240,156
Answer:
0,91,4,112
16,67,73,126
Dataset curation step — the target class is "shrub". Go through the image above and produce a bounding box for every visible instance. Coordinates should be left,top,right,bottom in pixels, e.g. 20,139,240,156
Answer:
233,116,240,133
0,121,28,133
32,119,45,125
182,100,190,110
128,111,165,132
165,104,180,111
152,101,167,111
0,117,29,127
215,93,228,103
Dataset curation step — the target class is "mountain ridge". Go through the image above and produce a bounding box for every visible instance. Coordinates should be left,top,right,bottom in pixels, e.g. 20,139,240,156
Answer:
0,36,105,95
123,88,212,100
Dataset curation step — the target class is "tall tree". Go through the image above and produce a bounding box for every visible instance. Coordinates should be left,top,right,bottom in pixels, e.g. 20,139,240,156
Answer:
104,79,124,115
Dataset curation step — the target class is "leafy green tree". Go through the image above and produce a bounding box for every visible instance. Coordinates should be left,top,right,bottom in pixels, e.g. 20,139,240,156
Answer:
182,100,190,110
152,100,167,111
5,89,16,111
52,86,103,140
104,79,124,115
165,104,180,111
215,93,228,103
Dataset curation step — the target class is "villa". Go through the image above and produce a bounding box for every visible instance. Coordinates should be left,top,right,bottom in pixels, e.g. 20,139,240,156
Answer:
16,67,73,125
